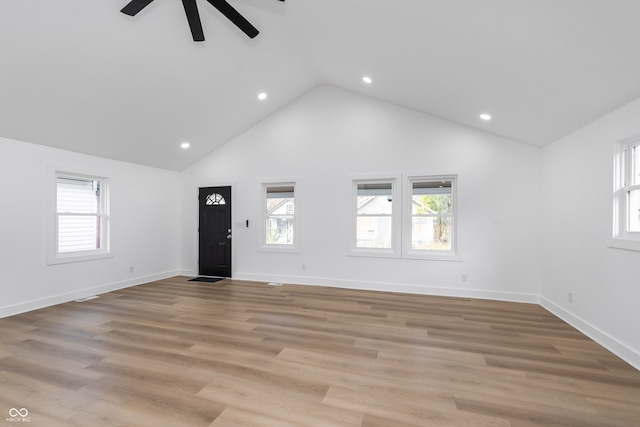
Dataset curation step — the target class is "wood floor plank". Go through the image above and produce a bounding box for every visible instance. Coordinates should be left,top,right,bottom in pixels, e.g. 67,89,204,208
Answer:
210,406,309,427
585,396,640,423
322,385,500,427
0,355,103,391
455,390,638,427
484,354,640,388
85,356,209,395
4,337,107,368
192,355,331,403
0,276,638,426
197,376,363,427
68,398,213,427
78,375,225,425
523,371,640,403
0,370,95,421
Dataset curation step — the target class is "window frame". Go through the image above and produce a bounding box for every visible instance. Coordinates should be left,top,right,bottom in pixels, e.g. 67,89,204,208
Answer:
48,169,112,265
348,173,460,261
403,174,459,261
261,181,297,253
611,135,640,251
349,175,401,258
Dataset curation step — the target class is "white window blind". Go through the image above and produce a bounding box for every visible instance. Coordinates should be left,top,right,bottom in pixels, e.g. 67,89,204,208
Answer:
56,176,105,253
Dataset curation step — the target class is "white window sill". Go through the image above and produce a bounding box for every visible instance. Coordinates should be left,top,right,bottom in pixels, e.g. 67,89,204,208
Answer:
348,249,462,261
48,251,113,265
348,249,400,259
403,251,463,262
259,245,299,254
608,238,640,252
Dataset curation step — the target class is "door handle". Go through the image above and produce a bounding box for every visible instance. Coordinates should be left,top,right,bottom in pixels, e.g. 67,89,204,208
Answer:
226,234,232,239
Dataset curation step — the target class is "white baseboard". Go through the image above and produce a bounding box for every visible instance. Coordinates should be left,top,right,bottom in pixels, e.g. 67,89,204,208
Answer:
540,297,640,371
233,272,540,304
0,270,180,319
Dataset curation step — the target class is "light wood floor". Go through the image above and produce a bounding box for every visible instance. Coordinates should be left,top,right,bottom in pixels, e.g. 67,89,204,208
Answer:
1,277,639,426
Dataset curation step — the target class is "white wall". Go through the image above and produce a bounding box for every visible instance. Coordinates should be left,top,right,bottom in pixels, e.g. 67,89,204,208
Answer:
0,137,181,317
541,98,640,369
181,86,542,302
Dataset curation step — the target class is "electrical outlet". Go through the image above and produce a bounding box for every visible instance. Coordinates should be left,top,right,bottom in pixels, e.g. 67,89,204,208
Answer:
301,264,306,271
129,266,134,273
461,274,468,282
568,292,573,303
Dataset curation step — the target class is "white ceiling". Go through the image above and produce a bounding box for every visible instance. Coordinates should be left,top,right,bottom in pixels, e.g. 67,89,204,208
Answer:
2,0,640,171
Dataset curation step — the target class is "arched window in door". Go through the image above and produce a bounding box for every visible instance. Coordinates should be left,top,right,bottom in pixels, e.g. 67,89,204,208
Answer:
206,193,226,206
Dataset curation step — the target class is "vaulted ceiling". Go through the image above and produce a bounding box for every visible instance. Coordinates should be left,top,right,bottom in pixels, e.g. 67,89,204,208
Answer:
2,0,640,171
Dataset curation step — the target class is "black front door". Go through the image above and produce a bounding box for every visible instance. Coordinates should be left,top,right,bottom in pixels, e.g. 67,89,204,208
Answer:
198,186,232,277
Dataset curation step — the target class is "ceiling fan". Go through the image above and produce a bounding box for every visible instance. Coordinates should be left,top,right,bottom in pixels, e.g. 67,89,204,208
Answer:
121,0,284,42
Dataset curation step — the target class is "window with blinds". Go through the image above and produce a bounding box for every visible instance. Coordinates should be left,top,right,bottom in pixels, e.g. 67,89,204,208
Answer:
55,174,109,255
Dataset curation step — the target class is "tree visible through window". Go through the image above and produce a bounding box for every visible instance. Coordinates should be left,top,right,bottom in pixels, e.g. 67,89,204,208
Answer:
411,179,454,251
351,175,458,258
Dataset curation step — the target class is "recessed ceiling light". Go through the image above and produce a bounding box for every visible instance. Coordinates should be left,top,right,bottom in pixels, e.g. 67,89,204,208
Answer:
258,92,268,101
480,113,492,121
180,142,190,149
362,76,372,84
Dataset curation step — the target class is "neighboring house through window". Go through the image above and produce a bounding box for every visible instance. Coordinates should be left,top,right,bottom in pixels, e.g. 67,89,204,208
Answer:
356,181,394,249
351,174,459,260
264,183,295,248
351,176,400,257
405,176,456,258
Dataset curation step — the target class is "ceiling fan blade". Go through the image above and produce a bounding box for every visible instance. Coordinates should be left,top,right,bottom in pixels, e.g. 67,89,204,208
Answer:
121,0,155,16
205,0,259,39
182,0,205,42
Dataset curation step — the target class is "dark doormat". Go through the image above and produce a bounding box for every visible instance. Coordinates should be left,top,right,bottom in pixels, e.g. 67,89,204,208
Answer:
189,277,225,283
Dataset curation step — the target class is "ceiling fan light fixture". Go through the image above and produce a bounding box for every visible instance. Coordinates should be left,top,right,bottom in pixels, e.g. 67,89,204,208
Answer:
120,0,284,42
